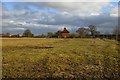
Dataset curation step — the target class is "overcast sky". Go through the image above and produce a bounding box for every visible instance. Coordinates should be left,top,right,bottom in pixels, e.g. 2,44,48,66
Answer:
1,0,119,35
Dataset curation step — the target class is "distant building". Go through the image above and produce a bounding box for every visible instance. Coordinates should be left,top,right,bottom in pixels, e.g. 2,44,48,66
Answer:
11,34,22,37
0,33,12,37
61,28,70,38
0,33,22,38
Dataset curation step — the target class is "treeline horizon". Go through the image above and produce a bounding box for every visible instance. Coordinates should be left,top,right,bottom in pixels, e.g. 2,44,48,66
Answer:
1,25,120,40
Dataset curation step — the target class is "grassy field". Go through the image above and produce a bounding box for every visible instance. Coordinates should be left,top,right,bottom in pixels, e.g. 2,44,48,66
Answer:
2,38,120,79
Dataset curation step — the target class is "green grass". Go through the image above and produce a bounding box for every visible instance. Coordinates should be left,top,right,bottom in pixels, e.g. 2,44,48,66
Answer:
2,38,120,79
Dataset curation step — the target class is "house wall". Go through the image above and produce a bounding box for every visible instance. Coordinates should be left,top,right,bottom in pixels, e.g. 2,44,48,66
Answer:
61,33,69,38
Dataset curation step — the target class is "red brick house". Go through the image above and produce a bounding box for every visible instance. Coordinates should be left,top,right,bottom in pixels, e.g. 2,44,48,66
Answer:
61,28,70,38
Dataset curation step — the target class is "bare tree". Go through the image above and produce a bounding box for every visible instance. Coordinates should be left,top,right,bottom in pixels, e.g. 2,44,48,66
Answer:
47,32,54,38
23,29,34,37
88,25,97,37
76,28,89,38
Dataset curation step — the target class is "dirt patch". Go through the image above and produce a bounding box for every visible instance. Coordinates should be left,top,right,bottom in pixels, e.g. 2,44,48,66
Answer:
26,45,54,49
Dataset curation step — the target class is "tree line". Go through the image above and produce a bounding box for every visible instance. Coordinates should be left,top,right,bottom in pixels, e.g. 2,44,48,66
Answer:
22,25,120,39
2,25,120,40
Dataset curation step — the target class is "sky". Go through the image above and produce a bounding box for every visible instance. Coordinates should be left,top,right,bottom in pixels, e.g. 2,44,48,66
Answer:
0,0,119,35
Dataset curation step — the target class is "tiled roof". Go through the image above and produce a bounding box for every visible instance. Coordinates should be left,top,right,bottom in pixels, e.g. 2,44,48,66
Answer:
61,28,69,33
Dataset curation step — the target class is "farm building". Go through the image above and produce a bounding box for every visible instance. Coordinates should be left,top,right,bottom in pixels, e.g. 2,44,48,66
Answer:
0,33,22,37
0,33,12,37
11,34,22,37
61,28,70,38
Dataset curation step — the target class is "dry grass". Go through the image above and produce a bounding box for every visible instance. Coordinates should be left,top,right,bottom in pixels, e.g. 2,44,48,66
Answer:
2,38,120,79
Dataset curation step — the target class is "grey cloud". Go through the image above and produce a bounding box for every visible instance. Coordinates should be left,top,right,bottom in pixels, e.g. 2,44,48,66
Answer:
2,2,118,34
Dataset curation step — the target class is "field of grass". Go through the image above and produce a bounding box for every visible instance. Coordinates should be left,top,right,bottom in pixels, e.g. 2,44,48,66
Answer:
2,38,120,79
